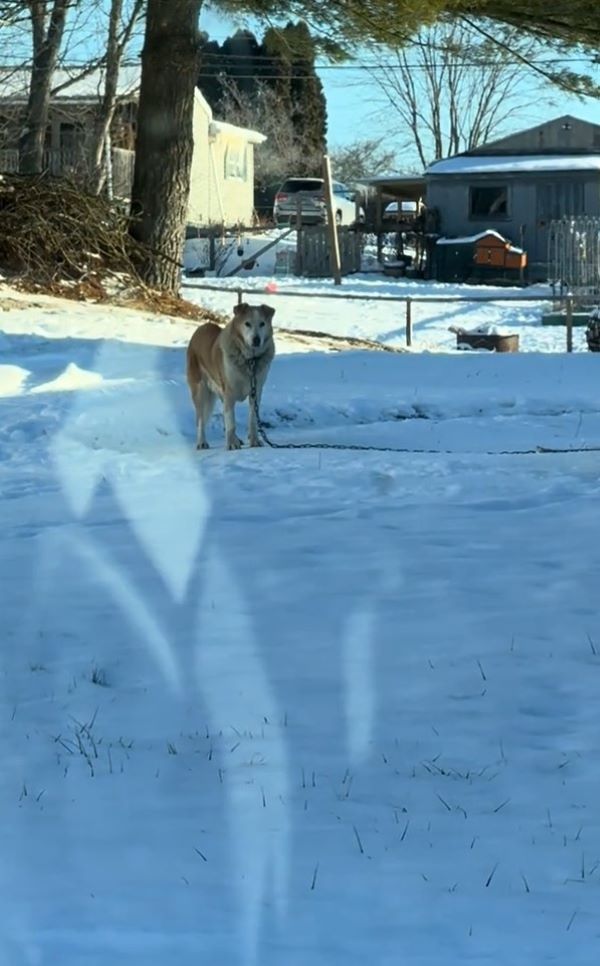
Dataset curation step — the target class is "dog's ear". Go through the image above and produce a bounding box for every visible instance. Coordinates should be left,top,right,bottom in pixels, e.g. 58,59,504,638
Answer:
261,304,276,321
233,302,249,317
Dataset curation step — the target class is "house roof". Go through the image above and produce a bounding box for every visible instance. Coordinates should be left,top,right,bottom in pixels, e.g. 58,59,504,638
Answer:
469,114,600,155
0,66,267,145
0,65,141,102
437,230,524,253
208,118,266,145
427,154,600,176
365,173,426,199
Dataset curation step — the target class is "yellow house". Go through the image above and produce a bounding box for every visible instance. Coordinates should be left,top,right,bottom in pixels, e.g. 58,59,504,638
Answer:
188,89,266,228
0,69,265,228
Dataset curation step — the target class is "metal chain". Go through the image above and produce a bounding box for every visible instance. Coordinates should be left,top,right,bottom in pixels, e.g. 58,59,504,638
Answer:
247,359,600,457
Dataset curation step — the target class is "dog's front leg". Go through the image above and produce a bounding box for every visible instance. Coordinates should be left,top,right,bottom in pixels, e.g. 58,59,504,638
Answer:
224,393,242,450
248,379,263,448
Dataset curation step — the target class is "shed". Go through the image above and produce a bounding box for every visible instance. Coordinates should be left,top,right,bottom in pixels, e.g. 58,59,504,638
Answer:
425,115,600,281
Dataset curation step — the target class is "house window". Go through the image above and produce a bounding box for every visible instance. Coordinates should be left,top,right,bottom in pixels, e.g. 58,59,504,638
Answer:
537,182,584,221
469,185,509,218
224,143,247,180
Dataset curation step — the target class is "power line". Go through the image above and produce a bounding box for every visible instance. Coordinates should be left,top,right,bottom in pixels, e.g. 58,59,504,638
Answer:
0,50,597,83
194,51,598,67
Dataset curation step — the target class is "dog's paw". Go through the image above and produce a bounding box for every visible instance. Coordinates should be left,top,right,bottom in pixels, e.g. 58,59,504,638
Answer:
248,436,262,448
226,436,243,451
197,441,210,450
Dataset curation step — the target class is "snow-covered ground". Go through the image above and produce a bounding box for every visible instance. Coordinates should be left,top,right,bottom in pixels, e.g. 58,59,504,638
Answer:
183,228,585,354
2,283,600,965
183,274,584,354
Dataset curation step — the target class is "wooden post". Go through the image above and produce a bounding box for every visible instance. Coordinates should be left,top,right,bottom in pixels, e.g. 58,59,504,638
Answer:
237,287,243,306
376,187,383,264
406,297,412,347
323,154,342,285
295,196,304,276
519,224,526,286
566,294,573,353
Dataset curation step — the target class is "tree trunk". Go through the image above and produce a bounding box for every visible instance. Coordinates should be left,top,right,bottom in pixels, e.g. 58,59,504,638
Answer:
129,0,202,292
19,0,69,175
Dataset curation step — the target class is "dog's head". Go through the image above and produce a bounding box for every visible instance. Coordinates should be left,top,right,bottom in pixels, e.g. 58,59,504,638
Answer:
232,302,275,356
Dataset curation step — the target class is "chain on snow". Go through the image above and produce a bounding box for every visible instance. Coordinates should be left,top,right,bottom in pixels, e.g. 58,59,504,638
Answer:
247,359,600,457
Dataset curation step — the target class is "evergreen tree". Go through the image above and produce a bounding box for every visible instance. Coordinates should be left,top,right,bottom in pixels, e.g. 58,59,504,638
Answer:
198,21,327,177
262,22,327,161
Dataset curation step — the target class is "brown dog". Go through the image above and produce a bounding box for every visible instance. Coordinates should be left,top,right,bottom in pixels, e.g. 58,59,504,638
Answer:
186,302,276,450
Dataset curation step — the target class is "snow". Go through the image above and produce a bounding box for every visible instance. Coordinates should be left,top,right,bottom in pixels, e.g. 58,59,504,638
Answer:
428,154,600,175
209,119,266,145
368,173,426,184
437,230,524,254
182,272,587,354
2,282,600,964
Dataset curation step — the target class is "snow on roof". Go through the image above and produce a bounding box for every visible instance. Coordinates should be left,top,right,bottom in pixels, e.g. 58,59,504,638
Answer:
437,230,524,253
437,230,506,245
368,173,425,184
0,64,267,144
208,119,266,145
0,65,141,102
0,69,266,144
428,154,600,175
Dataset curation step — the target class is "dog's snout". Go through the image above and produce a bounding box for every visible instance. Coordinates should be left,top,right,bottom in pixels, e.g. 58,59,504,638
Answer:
252,335,261,348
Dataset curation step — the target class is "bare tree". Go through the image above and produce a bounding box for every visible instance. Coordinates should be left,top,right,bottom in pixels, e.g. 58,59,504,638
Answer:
369,20,544,169
129,0,201,291
86,0,144,194
19,0,74,174
329,137,397,184
1,1,142,183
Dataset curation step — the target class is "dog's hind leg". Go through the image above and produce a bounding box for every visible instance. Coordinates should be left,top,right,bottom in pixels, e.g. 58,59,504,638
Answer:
195,379,216,450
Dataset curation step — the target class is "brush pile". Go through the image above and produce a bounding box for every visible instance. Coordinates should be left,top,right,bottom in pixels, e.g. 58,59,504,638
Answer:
0,174,222,321
0,174,142,289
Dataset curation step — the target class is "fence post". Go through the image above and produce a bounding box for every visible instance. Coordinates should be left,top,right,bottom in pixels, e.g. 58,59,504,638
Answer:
566,294,573,353
322,154,342,286
406,298,412,348
237,287,243,306
295,198,304,277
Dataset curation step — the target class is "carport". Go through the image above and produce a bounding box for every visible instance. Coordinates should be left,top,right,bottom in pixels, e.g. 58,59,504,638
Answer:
365,173,426,233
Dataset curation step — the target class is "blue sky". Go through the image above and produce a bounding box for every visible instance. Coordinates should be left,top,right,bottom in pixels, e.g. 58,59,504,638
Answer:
201,6,600,156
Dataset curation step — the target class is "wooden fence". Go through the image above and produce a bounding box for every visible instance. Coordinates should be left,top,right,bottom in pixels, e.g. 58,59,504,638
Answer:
296,226,362,278
0,147,135,200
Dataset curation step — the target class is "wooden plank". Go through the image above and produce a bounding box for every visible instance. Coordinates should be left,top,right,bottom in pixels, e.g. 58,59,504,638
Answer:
566,295,574,352
322,155,342,285
297,225,361,278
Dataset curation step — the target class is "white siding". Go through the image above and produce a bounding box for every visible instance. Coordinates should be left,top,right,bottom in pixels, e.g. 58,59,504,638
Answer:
187,93,212,225
187,90,259,228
